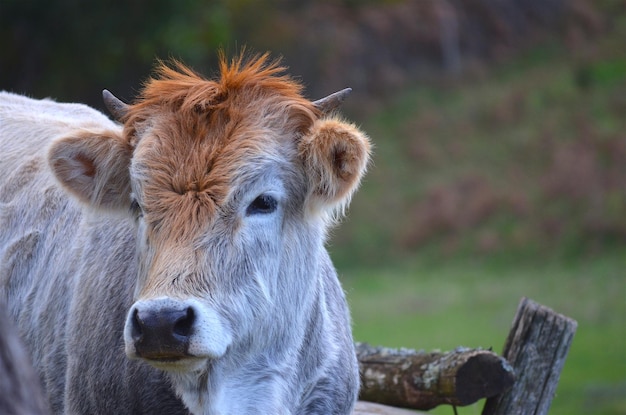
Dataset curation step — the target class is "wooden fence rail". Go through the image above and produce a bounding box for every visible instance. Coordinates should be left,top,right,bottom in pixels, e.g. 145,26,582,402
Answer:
357,344,514,410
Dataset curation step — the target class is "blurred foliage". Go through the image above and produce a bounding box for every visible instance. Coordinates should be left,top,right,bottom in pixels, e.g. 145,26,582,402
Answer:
1,0,615,104
332,34,626,266
0,0,232,106
1,0,624,262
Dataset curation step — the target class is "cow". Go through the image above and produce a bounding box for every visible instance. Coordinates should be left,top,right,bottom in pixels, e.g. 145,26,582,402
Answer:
0,53,371,414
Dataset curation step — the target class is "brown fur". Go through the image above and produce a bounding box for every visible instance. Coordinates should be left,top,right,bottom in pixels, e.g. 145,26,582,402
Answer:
123,55,320,241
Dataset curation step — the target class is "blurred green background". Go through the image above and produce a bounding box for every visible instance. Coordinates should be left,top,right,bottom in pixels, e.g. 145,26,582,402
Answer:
1,1,624,414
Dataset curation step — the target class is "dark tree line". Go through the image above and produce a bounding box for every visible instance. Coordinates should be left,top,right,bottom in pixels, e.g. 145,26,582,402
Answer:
0,0,609,110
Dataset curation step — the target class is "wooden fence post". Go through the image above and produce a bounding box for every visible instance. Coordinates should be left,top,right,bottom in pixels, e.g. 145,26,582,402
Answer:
482,297,578,415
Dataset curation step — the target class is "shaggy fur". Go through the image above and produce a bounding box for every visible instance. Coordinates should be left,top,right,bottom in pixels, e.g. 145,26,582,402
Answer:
0,54,370,414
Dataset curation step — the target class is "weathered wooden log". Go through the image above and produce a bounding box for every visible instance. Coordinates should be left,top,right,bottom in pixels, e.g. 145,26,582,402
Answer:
357,342,515,410
482,297,578,415
0,300,50,415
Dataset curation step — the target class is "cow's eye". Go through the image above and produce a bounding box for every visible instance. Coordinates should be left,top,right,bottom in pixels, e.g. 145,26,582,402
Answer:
246,194,278,216
130,199,144,219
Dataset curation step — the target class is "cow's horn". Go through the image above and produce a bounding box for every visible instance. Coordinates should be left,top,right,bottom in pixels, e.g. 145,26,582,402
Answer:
313,88,352,114
102,89,129,121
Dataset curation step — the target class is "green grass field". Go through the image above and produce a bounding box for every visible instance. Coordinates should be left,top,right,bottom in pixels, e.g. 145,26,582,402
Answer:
330,15,626,415
340,251,625,414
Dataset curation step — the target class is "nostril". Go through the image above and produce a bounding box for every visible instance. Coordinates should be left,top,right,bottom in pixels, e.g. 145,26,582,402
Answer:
173,306,195,338
131,308,143,341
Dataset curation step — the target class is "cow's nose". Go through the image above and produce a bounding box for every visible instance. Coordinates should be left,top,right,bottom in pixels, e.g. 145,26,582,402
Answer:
131,305,195,360
124,297,232,363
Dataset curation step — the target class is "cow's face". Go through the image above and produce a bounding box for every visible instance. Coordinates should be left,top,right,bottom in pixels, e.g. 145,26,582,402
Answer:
48,56,370,373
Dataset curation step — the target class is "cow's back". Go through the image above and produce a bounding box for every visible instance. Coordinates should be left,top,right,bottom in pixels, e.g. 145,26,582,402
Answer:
0,92,187,414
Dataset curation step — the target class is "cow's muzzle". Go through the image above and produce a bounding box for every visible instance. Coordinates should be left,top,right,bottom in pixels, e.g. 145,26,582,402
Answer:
124,297,232,365
130,305,194,360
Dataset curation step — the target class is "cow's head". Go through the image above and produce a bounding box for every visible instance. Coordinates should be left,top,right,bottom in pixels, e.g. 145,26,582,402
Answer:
48,54,370,373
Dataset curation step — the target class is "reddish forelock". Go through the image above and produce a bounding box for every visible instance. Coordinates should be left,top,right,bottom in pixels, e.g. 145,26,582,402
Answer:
122,53,317,243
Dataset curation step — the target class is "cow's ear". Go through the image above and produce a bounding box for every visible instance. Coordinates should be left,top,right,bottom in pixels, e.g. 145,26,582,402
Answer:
299,118,371,214
48,129,132,210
